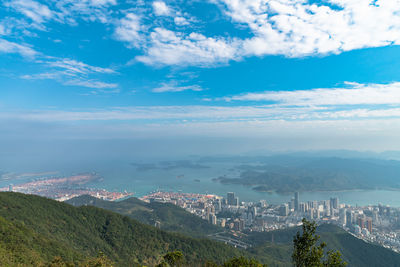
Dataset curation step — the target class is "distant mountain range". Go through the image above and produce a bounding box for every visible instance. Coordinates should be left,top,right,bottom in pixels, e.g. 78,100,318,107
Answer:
212,156,400,193
1,192,400,266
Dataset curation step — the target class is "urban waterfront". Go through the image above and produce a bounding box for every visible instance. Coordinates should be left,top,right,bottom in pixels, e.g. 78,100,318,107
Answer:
141,190,400,253
4,159,400,207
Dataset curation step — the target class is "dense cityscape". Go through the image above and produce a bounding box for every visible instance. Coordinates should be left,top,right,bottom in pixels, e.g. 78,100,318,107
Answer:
141,191,400,253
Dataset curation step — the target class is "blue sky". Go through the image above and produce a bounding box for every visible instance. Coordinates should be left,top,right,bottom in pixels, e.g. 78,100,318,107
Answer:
1,0,400,155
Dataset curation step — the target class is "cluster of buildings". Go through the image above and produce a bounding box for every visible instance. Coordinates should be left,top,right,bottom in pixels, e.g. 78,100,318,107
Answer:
142,190,400,253
1,173,132,201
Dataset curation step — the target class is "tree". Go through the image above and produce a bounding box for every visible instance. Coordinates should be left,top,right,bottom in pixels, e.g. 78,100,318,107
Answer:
157,250,185,267
47,256,74,267
81,252,114,267
222,256,267,267
292,218,347,267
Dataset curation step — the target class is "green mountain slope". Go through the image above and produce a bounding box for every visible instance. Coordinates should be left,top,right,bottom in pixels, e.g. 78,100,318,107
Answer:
67,195,400,267
0,192,245,266
2,192,400,267
66,195,221,237
246,224,400,267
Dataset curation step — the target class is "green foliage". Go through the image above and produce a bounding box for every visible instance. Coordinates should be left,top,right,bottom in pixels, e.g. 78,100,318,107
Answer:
292,219,346,267
0,192,245,266
66,195,221,237
175,254,266,267
81,252,115,267
47,256,74,267
221,256,267,267
157,251,185,267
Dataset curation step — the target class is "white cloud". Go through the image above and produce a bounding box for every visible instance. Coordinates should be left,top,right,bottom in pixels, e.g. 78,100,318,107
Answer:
152,82,203,93
64,79,118,89
4,103,400,123
5,0,53,24
217,0,400,58
136,28,240,66
0,24,6,35
21,72,59,80
174,16,189,26
54,0,117,24
0,38,37,57
48,58,116,75
153,1,170,16
221,82,400,106
114,13,143,48
20,57,118,89
133,0,400,66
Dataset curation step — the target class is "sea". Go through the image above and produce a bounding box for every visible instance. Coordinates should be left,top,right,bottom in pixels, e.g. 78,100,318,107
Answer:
2,159,400,207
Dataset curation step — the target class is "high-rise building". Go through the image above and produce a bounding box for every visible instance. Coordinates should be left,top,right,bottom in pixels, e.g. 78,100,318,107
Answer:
234,197,239,207
251,206,257,217
339,208,347,225
209,214,217,225
289,198,295,210
357,216,365,229
367,218,372,233
316,209,321,219
346,210,353,227
233,219,244,231
279,204,289,216
227,192,235,205
206,206,211,220
330,197,339,209
308,209,314,220
300,203,307,213
215,199,222,212
294,192,299,211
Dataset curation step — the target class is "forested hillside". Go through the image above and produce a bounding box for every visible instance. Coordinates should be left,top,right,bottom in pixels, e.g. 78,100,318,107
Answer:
0,192,245,266
66,194,221,237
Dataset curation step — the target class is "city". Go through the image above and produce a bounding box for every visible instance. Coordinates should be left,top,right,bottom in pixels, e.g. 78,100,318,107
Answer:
0,172,132,201
141,190,400,253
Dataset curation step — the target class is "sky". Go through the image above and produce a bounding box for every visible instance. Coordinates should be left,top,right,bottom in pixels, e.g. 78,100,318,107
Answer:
2,0,400,160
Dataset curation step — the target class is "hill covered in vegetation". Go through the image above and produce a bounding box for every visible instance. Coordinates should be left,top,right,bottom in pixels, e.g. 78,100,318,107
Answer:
0,192,247,266
68,194,400,267
2,192,400,266
66,194,221,237
246,224,400,267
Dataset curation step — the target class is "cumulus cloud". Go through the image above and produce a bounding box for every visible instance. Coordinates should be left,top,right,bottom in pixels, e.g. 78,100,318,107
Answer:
136,28,240,66
217,0,400,58
134,0,400,66
152,1,170,16
114,13,143,48
174,16,189,26
5,0,400,67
